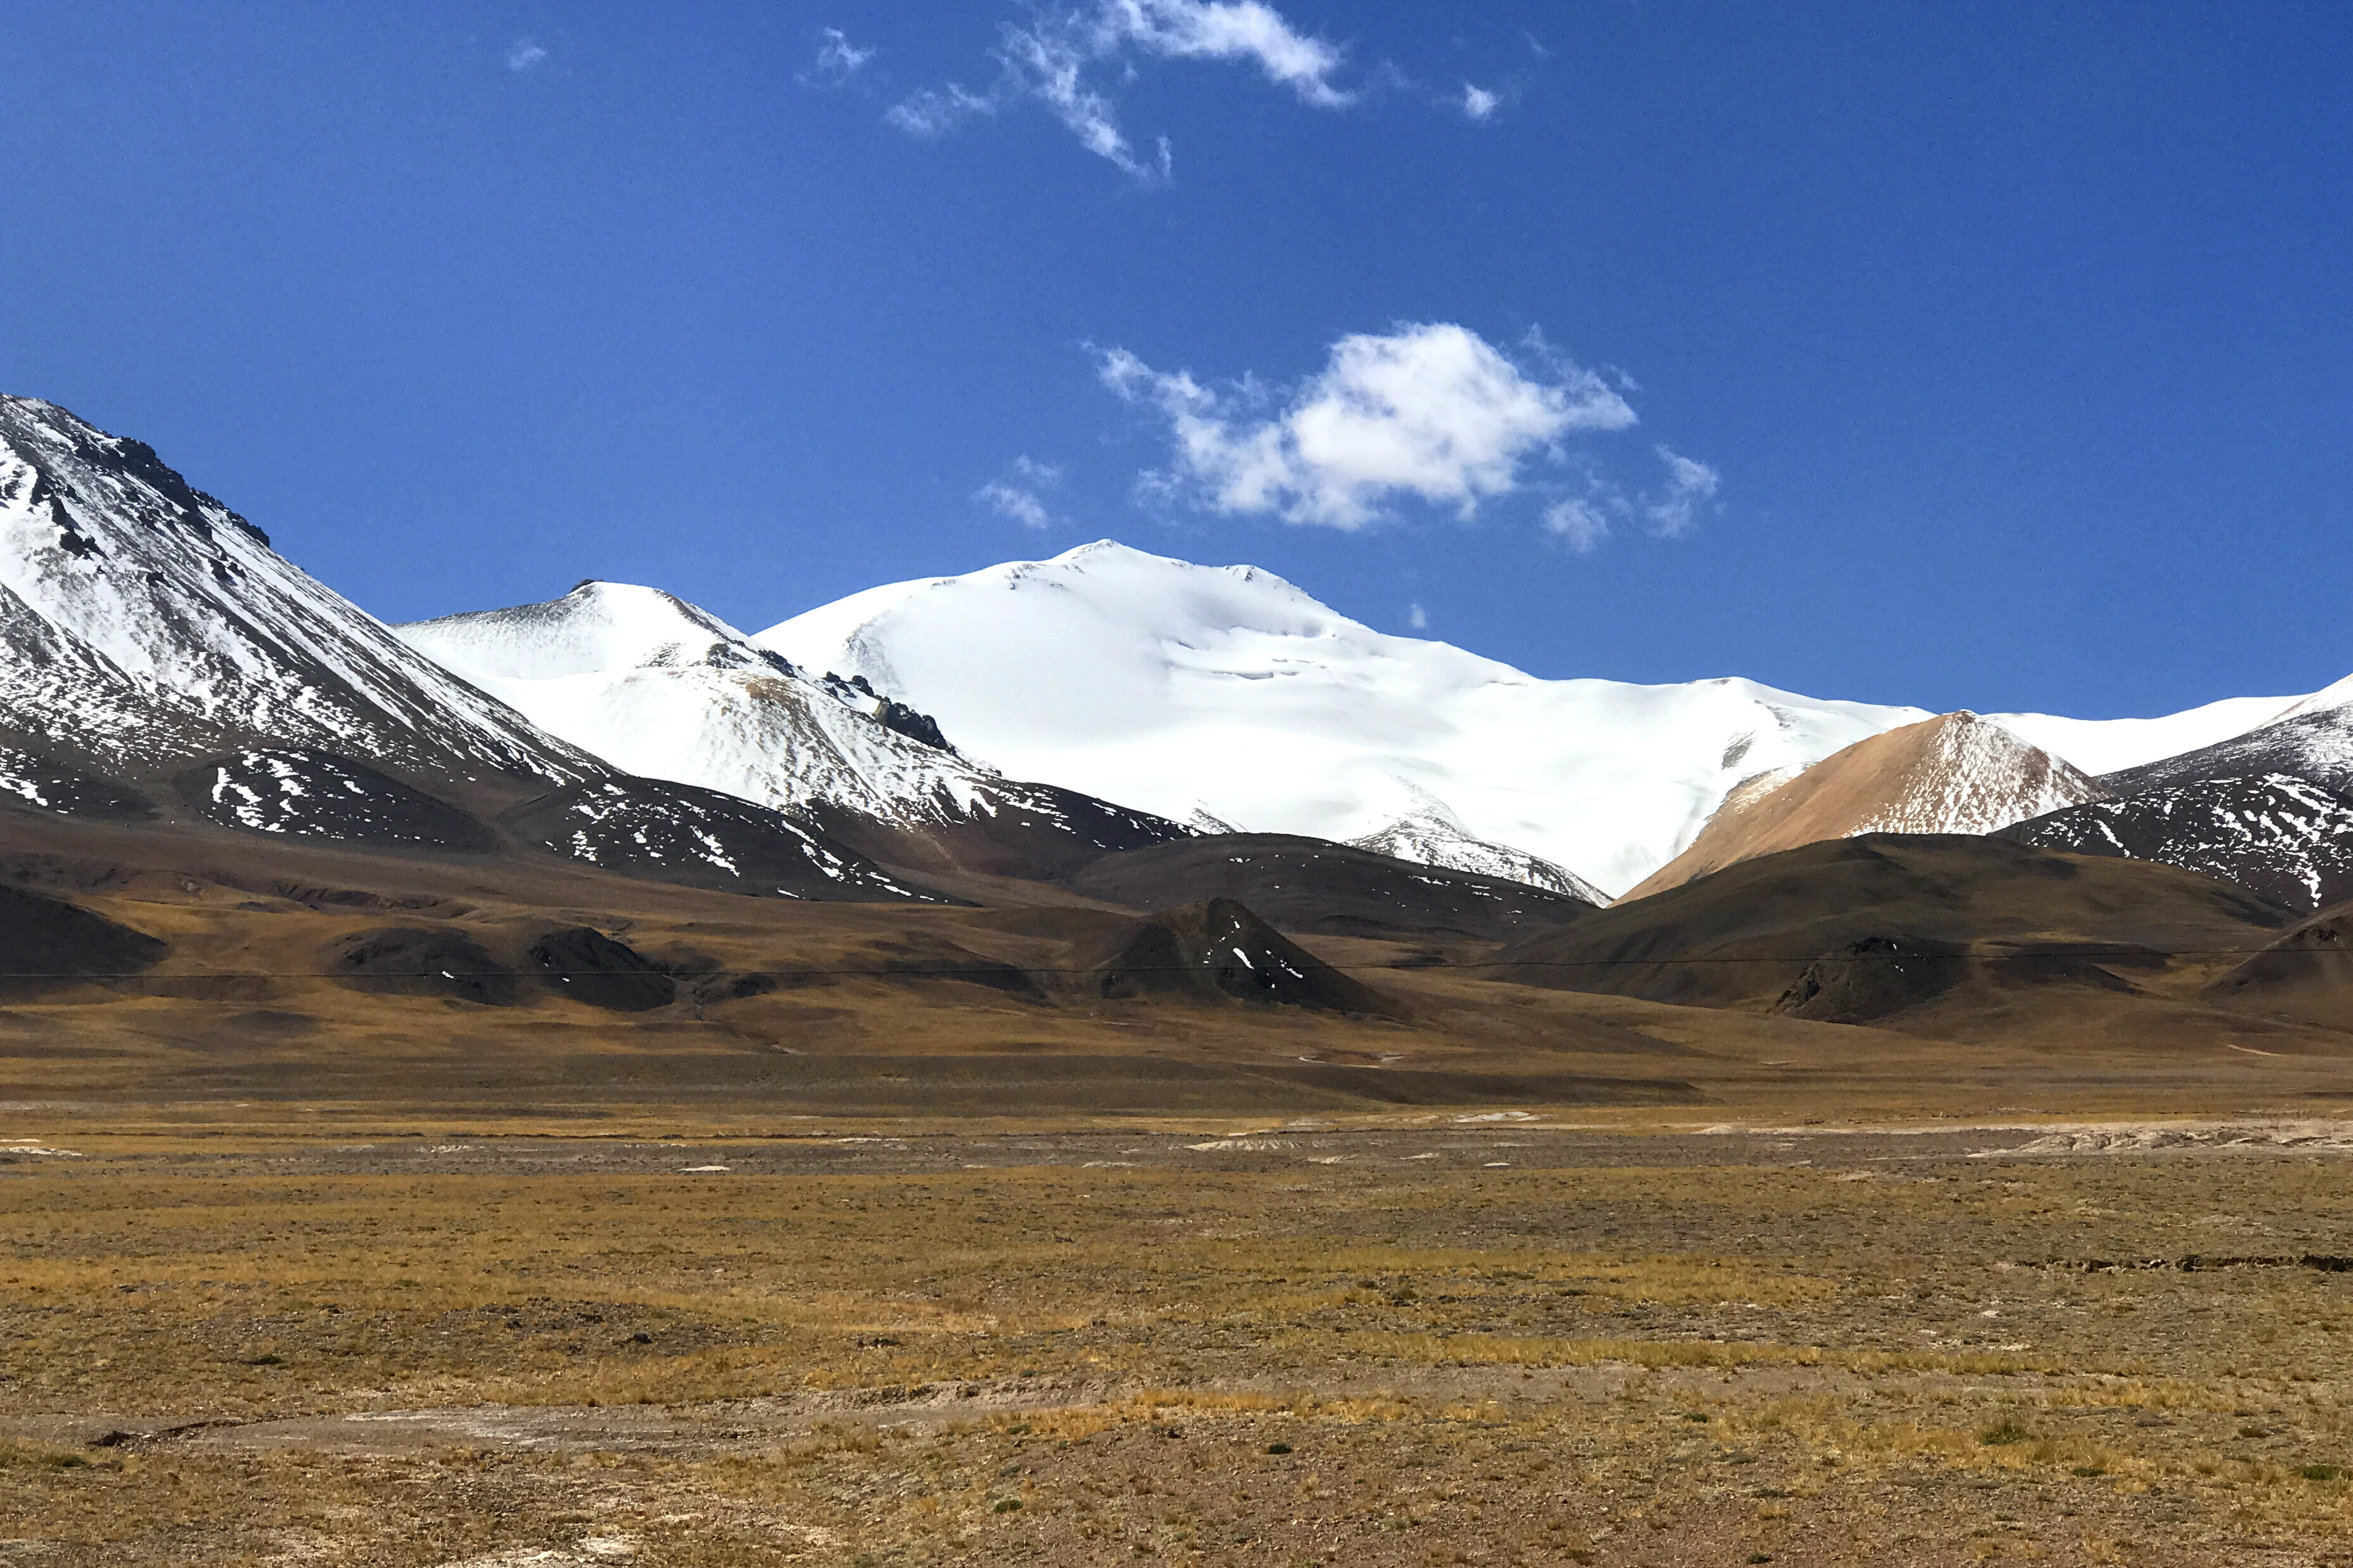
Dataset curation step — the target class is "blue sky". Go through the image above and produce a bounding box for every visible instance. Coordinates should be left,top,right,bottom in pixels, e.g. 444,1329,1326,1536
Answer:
2,2,2347,717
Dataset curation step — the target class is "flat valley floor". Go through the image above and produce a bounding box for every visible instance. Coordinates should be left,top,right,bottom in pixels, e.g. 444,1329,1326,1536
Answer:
12,1113,2353,1566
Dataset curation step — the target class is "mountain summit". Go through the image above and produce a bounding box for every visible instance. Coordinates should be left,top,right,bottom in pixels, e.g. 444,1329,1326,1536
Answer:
760,540,1932,896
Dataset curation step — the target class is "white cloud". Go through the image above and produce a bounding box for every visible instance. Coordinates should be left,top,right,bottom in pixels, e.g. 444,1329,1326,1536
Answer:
891,0,1348,180
976,456,1064,529
1643,446,1721,537
977,481,1053,529
1408,602,1429,630
807,28,875,85
507,37,549,72
1461,83,1502,121
1101,322,1638,529
1542,496,1613,554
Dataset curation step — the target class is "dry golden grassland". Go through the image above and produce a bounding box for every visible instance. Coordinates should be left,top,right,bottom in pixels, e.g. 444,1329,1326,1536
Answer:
8,1120,2353,1564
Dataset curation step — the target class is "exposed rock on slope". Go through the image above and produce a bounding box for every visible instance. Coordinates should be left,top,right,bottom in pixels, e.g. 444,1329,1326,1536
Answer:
1080,898,1405,1016
177,749,502,853
1063,833,1596,941
398,581,1192,882
2000,773,2353,912
1625,713,2109,899
501,778,948,903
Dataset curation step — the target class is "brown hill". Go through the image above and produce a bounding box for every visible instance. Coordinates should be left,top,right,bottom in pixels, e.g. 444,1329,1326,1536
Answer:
1624,711,2108,899
2203,903,2353,1028
1488,833,2290,1018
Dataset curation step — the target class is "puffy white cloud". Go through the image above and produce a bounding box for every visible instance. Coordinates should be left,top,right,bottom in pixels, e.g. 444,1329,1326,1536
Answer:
1643,446,1721,537
1461,83,1502,121
890,0,1347,180
1408,602,1430,630
1101,323,1638,529
807,28,875,85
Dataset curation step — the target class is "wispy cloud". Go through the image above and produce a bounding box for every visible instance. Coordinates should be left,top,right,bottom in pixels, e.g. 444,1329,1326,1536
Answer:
1643,446,1721,537
507,37,550,72
1101,322,1638,529
1408,602,1430,630
1461,83,1502,121
976,456,1064,529
890,0,1350,181
804,27,875,86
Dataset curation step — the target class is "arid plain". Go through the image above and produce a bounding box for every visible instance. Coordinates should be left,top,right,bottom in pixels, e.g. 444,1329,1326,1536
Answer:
9,806,2353,1567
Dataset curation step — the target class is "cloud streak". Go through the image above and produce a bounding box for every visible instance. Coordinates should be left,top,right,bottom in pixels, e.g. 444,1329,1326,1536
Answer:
1101,323,1639,529
891,0,1350,180
805,28,875,85
976,457,1064,529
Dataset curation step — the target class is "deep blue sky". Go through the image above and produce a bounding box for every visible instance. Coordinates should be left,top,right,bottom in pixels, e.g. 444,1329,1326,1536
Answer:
3,2,2347,715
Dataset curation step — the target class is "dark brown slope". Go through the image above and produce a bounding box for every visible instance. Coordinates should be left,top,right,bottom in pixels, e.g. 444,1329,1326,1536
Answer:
2204,903,2353,1028
1489,834,2292,1012
1061,833,1596,940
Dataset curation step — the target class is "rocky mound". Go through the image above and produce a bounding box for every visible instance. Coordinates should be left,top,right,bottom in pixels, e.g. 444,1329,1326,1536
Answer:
2203,906,2353,1028
1769,933,2137,1026
179,750,500,852
0,883,167,995
325,926,522,1006
527,927,676,1012
502,777,947,903
1080,898,1404,1017
2001,773,2353,911
1063,833,1595,940
1490,834,2288,1011
1627,713,2108,898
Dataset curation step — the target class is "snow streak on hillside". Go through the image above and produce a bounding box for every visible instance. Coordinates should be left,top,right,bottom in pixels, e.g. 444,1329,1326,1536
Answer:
760,541,1932,897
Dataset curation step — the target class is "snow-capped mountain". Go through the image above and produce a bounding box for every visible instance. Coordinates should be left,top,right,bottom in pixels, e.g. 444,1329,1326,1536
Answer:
0,395,591,791
0,396,945,903
758,541,1935,898
2099,679,2353,800
2000,773,2353,912
1625,711,2110,898
396,581,1189,875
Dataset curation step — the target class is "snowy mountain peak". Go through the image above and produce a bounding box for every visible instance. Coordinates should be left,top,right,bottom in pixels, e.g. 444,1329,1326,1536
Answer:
402,579,786,684
0,394,591,787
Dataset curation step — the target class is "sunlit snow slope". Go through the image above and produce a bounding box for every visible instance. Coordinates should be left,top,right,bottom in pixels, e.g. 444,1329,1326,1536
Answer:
396,581,1186,877
759,542,1935,897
